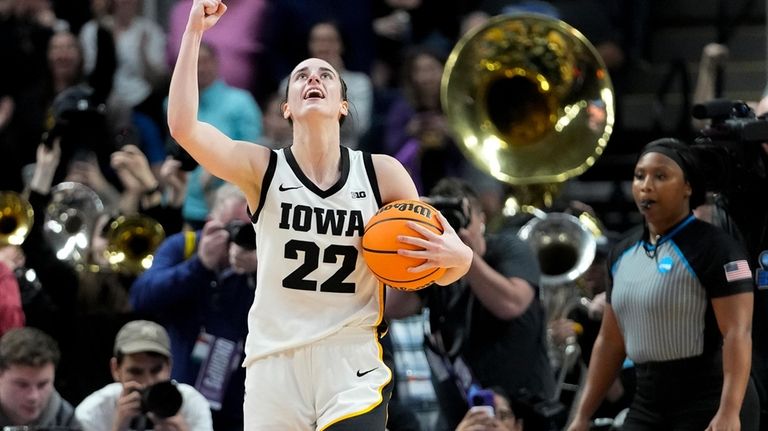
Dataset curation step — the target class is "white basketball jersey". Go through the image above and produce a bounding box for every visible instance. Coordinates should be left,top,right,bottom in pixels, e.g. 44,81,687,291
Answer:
243,146,385,364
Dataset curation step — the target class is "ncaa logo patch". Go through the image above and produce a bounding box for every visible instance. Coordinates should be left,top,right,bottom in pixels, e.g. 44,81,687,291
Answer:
657,256,674,274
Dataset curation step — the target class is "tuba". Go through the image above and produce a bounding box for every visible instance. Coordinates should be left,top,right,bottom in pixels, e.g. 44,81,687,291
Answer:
103,214,165,275
441,14,614,401
441,13,614,186
0,191,34,246
43,182,104,266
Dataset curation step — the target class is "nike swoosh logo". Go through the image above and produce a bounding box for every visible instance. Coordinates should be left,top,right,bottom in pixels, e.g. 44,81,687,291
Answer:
279,184,303,192
356,367,378,377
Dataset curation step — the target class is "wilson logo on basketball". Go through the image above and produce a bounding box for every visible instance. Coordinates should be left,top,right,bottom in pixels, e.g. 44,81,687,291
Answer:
375,201,433,219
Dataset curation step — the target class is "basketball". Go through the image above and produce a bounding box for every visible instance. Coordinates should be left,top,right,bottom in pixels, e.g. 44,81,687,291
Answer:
362,199,447,291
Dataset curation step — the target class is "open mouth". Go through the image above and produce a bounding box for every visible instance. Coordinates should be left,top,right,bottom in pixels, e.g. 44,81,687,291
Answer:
303,88,325,99
638,199,655,209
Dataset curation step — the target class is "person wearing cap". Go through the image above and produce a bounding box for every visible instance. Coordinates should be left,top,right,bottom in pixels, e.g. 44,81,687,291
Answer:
568,138,759,431
0,327,80,428
75,320,213,431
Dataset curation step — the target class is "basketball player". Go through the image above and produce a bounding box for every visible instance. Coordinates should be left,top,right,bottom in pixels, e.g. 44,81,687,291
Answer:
167,1,473,430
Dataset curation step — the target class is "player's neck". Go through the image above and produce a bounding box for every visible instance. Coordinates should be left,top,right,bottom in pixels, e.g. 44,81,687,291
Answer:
291,131,342,188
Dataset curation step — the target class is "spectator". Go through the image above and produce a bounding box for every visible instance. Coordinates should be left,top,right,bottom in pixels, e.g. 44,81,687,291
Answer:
383,46,468,194
259,0,374,98
130,183,257,431
386,177,558,431
456,386,524,431
79,0,168,129
0,245,25,337
0,0,55,191
0,327,80,428
254,91,292,150
75,319,213,431
280,20,373,148
372,0,463,90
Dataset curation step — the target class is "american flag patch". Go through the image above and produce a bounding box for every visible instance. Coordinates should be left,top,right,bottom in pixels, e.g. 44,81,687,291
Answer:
724,260,752,282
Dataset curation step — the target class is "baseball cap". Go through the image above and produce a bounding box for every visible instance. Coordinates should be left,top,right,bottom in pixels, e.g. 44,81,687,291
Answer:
114,320,171,357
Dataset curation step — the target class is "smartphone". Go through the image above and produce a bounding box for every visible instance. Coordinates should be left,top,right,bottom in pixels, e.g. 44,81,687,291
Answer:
469,405,495,418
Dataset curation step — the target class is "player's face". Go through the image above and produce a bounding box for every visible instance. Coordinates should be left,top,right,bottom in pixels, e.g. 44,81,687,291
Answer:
0,363,56,425
284,58,347,124
632,152,692,233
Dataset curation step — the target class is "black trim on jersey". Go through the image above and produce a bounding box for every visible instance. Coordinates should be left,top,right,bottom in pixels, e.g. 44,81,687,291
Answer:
362,152,383,208
284,145,350,198
248,150,278,223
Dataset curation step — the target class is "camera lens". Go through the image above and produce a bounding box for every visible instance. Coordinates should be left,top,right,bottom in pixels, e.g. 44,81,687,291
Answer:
142,381,182,419
226,220,256,250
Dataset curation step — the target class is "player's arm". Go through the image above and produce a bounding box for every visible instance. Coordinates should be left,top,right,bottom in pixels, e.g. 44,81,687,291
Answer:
372,154,472,286
167,0,269,204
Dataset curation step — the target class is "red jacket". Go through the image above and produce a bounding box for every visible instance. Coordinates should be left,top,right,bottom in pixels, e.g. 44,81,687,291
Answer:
0,262,24,335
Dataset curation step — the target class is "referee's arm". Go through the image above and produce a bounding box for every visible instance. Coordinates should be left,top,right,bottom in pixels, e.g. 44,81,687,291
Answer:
568,305,627,431
709,291,753,428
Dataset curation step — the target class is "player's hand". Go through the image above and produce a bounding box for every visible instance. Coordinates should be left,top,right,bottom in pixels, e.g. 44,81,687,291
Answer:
187,0,227,33
398,212,473,273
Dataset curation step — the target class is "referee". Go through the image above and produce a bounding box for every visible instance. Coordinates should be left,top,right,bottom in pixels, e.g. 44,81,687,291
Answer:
568,138,759,431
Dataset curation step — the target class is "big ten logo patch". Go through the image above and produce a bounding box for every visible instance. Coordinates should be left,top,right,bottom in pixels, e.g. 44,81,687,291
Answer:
351,191,367,199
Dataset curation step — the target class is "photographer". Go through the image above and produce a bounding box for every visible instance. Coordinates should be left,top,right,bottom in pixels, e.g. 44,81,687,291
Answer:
386,177,557,431
75,320,212,431
130,183,256,431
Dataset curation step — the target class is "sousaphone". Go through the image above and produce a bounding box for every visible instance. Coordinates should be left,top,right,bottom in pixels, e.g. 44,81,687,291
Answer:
442,14,615,400
441,13,614,186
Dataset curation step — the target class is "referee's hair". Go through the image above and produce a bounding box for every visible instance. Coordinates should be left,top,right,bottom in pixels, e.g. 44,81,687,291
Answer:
638,138,707,209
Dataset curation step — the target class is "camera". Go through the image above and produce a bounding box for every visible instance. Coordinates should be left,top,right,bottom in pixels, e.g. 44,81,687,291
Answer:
224,220,256,250
691,99,768,259
47,84,111,162
140,380,183,419
693,99,768,143
692,100,768,191
166,141,199,172
427,196,471,231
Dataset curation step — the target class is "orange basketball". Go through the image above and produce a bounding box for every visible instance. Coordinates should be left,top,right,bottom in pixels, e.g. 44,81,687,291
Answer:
362,199,447,291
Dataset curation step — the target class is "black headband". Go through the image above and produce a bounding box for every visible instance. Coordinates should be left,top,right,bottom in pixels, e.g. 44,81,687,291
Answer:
639,144,688,177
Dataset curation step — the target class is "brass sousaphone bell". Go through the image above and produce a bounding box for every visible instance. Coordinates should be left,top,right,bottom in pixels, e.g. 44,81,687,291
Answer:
0,191,34,246
441,13,615,186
